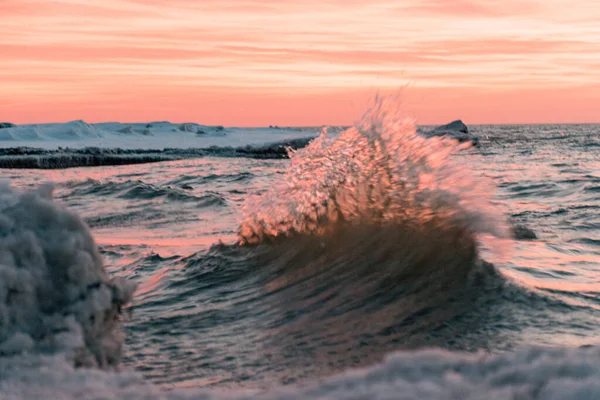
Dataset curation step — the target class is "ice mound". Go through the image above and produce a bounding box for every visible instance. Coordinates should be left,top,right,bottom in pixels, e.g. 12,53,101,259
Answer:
0,182,135,367
0,120,106,141
0,121,318,153
2,346,600,399
57,120,104,139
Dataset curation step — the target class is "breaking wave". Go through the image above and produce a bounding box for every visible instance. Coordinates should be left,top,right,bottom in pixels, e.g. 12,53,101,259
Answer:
191,97,518,375
239,96,508,246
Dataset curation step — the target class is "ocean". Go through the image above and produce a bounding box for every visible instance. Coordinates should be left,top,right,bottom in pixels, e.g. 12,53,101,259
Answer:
1,102,600,399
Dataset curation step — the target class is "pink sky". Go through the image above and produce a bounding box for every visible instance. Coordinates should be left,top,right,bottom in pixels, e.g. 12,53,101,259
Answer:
1,0,600,125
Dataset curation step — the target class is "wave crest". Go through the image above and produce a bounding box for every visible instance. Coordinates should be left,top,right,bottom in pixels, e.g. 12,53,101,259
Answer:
239,96,507,245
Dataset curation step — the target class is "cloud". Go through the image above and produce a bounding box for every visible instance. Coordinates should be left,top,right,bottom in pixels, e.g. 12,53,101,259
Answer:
403,0,539,17
1,0,599,123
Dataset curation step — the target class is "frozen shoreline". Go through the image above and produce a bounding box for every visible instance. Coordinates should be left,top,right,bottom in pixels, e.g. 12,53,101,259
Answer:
0,137,315,169
0,121,322,168
0,121,320,150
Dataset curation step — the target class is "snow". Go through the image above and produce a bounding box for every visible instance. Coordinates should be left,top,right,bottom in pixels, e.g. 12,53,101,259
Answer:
0,121,319,151
2,347,600,399
0,182,135,367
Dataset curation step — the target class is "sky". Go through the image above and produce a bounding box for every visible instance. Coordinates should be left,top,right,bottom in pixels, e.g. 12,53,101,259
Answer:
1,0,600,126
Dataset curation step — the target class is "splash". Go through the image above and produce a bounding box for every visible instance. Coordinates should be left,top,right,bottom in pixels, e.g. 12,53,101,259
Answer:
239,96,508,246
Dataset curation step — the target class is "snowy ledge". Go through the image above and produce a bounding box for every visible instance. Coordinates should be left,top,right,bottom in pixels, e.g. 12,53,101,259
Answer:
0,138,314,169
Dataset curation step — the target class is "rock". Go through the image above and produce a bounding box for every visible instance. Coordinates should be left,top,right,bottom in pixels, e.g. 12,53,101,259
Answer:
512,224,537,240
425,120,477,144
433,120,468,135
0,122,16,129
181,184,193,190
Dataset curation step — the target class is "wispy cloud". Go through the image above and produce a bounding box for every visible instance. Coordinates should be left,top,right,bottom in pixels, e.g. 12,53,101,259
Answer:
1,0,599,124
404,0,539,16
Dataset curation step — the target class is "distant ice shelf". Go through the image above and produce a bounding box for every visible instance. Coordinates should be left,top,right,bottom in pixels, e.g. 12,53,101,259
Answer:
0,120,477,169
0,120,320,150
0,121,322,168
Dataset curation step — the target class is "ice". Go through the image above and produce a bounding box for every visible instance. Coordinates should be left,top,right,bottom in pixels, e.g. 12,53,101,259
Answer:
2,347,600,399
0,137,315,168
0,182,135,367
0,121,319,151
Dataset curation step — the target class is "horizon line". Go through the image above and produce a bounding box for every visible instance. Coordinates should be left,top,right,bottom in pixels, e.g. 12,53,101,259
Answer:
4,120,600,128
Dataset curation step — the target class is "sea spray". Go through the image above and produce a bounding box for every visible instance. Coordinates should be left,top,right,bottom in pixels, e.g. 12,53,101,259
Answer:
222,98,517,376
239,96,508,247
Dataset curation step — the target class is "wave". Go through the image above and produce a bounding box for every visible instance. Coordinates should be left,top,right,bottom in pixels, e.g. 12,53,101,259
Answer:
177,97,516,376
230,222,505,350
124,216,583,388
84,209,166,229
239,96,507,246
65,179,227,206
166,172,255,187
0,150,177,169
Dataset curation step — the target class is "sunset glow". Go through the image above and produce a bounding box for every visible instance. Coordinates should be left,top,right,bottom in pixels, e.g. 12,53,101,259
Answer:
2,0,600,125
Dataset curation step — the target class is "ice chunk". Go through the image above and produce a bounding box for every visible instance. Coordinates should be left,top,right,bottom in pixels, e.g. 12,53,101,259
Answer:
0,182,136,367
